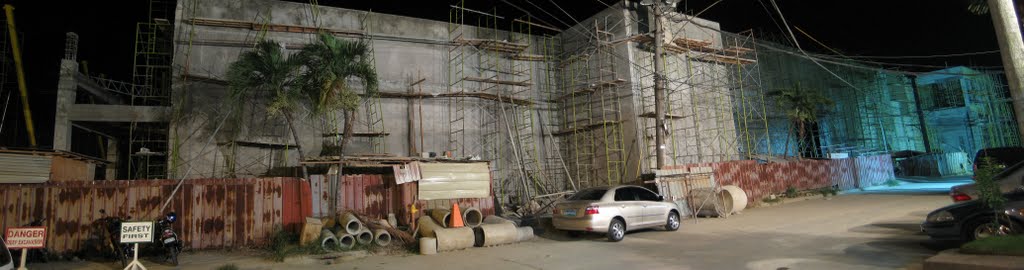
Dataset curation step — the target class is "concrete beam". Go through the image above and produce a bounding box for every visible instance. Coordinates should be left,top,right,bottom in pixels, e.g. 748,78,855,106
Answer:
68,104,170,122
74,73,125,104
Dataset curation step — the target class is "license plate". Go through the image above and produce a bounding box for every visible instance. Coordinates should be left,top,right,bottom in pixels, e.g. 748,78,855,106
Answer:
564,209,577,217
163,237,176,244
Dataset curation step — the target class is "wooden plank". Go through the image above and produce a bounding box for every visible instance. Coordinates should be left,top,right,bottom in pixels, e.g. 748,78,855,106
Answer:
463,76,533,87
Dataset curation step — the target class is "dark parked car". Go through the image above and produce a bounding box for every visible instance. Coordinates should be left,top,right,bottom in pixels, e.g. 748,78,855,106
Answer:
922,185,1024,242
950,147,1024,202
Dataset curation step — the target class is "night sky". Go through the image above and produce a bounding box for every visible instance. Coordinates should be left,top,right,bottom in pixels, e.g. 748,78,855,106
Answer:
0,0,1005,149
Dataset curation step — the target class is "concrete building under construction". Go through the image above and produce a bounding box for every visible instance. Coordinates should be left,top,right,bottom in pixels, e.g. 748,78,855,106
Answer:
12,0,1019,209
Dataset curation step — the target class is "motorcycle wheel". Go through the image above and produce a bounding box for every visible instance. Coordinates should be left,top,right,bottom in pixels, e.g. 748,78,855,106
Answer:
169,245,180,266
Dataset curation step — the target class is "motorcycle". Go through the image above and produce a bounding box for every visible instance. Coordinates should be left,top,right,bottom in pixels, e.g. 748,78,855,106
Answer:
88,209,132,267
155,212,183,266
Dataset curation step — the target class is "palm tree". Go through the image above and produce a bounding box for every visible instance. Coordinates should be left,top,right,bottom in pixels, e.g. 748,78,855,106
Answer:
294,32,378,155
769,83,834,159
226,40,310,178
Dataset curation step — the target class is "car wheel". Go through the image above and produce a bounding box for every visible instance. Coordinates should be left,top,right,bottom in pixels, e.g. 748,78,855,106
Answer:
665,211,680,231
964,216,1015,241
567,230,583,238
607,219,625,242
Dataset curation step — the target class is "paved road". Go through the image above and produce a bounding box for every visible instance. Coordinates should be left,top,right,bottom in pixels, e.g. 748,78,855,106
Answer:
27,193,956,270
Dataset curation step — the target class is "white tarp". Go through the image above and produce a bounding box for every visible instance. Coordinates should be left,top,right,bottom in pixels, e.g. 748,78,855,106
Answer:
418,162,490,200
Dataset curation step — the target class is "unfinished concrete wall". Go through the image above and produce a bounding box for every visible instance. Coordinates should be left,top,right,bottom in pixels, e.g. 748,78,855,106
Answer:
169,0,556,184
552,4,638,188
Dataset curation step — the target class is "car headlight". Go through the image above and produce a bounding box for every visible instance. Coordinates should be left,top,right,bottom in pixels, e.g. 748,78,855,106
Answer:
927,211,955,223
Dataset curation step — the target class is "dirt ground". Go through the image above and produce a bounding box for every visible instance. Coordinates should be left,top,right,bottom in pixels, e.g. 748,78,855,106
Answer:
21,193,956,270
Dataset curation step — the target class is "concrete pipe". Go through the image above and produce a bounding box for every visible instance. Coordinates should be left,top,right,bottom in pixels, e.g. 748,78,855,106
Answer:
419,237,437,255
331,224,346,238
417,216,443,238
337,234,356,250
339,212,364,235
721,185,748,214
482,215,516,225
433,227,475,252
462,207,483,228
474,223,517,247
429,209,452,228
355,229,374,245
372,228,392,246
319,229,338,251
515,226,535,242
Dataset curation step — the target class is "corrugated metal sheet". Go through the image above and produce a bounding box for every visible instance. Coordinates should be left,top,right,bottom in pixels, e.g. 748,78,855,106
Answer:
418,163,490,200
0,177,310,253
50,156,95,181
393,162,421,184
0,153,52,183
855,155,896,187
311,172,497,226
896,152,971,177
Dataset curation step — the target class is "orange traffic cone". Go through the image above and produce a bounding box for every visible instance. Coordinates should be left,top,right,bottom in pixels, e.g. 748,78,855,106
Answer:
449,203,465,228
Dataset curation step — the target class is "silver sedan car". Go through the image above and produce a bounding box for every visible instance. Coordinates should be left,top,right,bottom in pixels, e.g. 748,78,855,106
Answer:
552,185,681,241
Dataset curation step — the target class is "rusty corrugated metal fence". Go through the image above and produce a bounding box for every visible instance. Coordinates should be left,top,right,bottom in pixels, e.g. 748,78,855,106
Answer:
310,174,495,226
0,177,311,253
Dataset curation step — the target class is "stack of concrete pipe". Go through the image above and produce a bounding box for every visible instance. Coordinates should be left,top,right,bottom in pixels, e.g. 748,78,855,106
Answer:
316,212,395,250
417,212,535,254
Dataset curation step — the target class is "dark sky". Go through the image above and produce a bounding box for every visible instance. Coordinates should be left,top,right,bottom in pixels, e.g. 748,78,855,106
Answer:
0,0,1006,148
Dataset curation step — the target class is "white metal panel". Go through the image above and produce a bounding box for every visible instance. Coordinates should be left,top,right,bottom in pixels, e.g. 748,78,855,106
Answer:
418,162,490,200
0,153,52,183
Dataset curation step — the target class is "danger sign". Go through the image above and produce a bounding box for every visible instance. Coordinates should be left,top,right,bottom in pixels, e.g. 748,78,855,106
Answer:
119,221,154,244
4,227,46,249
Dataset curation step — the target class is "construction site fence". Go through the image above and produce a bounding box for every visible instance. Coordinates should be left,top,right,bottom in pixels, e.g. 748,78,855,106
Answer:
0,177,311,253
309,174,495,226
666,154,895,205
895,152,972,177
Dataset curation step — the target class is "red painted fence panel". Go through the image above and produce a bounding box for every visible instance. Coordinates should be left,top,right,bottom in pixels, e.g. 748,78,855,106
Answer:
667,155,895,206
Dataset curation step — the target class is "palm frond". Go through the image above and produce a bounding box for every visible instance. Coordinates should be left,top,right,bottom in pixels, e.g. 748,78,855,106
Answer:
226,39,302,116
294,32,380,114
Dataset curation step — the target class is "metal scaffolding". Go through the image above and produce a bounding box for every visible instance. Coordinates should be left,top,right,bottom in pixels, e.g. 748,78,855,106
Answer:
128,0,175,179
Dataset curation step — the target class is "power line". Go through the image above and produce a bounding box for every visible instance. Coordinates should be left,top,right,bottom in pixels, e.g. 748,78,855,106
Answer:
839,50,1002,60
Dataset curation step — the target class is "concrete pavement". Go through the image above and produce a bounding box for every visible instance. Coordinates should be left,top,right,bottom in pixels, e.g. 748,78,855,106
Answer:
22,193,956,270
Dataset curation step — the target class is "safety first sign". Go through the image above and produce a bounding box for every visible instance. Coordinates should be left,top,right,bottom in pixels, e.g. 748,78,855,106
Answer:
120,221,154,244
4,227,46,249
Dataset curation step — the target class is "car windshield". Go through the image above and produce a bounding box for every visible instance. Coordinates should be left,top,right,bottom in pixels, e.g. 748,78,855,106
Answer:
568,188,608,200
0,238,10,266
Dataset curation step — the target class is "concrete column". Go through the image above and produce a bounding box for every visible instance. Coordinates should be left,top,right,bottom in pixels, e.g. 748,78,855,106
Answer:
53,59,78,151
989,0,1024,141
105,138,118,180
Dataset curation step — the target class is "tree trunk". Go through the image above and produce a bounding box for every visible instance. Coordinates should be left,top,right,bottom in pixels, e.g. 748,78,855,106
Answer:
798,121,806,159
283,112,310,179
339,110,356,155
783,122,793,158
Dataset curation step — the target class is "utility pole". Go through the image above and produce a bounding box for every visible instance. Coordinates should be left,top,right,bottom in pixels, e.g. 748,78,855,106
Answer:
648,1,670,169
988,0,1024,141
909,76,932,153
